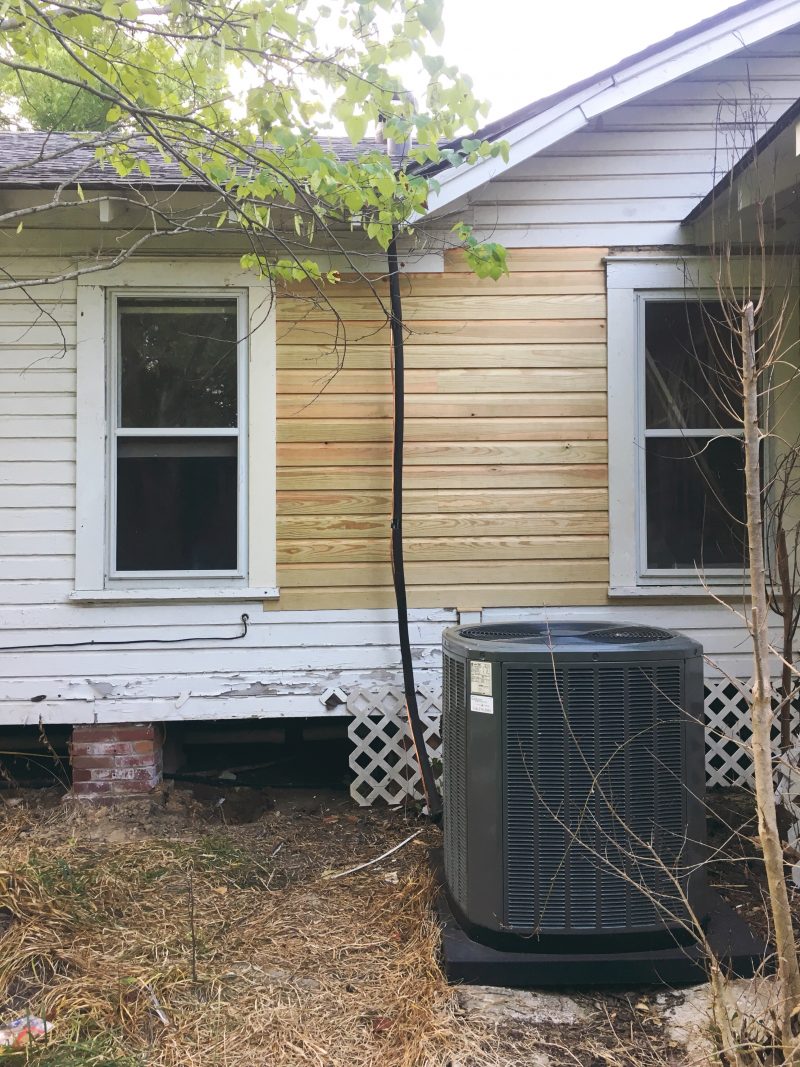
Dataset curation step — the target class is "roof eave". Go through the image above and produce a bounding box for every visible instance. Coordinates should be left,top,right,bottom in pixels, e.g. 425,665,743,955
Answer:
684,95,800,223
415,0,800,222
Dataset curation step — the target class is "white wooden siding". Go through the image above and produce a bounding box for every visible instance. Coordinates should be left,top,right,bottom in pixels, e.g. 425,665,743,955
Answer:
460,28,800,247
0,267,450,724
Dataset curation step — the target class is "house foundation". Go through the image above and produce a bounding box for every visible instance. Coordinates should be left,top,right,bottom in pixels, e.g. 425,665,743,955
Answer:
69,723,163,800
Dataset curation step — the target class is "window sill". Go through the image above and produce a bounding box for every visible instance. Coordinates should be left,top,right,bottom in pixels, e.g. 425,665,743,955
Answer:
609,584,748,598
69,587,279,603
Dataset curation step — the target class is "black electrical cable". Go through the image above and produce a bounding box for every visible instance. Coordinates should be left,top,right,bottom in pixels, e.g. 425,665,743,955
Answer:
387,231,443,822
0,613,249,652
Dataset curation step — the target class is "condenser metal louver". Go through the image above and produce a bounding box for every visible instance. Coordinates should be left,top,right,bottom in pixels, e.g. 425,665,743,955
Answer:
441,621,707,951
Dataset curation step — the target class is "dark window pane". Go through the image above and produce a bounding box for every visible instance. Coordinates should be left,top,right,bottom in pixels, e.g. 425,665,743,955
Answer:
645,301,740,429
119,299,238,428
116,438,237,571
645,436,746,569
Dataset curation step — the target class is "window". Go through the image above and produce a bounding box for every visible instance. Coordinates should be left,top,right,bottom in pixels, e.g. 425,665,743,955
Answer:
607,258,751,596
113,297,243,576
642,299,746,572
74,262,277,601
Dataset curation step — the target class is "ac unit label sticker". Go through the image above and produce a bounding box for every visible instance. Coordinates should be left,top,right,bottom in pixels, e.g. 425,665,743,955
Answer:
470,660,493,714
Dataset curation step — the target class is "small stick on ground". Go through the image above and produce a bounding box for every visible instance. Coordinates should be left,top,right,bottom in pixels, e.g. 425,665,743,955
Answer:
187,865,197,983
324,830,423,880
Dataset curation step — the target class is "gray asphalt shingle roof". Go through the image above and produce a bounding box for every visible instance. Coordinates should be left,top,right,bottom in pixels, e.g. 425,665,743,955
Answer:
0,130,402,188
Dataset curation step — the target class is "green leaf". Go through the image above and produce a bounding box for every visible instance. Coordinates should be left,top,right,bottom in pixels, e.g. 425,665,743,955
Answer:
417,0,443,32
343,112,368,145
464,240,509,281
105,105,122,123
76,183,84,202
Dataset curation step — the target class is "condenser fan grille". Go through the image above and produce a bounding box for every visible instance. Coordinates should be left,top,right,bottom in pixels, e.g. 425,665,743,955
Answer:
583,626,673,643
460,624,548,641
504,662,686,933
458,623,675,644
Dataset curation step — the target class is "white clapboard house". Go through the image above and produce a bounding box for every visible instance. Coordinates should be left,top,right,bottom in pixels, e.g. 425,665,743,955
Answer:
0,0,799,799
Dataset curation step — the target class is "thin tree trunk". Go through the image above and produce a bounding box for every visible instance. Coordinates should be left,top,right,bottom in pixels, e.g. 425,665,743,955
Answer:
742,301,800,1059
778,526,794,755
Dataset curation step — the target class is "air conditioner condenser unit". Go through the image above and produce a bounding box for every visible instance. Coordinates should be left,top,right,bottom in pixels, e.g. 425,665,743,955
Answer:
436,621,766,986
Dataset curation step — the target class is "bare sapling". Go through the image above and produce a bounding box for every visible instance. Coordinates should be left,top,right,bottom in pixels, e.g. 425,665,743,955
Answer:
740,295,800,1060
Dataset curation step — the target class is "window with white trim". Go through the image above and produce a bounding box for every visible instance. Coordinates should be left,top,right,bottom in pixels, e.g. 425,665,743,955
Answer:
74,262,277,601
112,295,245,576
641,298,746,572
607,258,750,596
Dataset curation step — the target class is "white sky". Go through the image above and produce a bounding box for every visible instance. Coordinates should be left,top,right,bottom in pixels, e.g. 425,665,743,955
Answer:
441,0,740,120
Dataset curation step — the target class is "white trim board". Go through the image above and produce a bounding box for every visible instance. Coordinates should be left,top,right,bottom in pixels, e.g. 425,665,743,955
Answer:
418,0,800,221
607,256,752,596
74,259,277,599
606,253,799,596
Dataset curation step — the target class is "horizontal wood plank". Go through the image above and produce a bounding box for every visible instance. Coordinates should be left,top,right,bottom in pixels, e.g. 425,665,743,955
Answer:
277,417,607,443
276,558,607,587
276,488,608,516
266,583,610,611
0,325,75,347
0,485,74,507
0,370,75,392
277,318,606,346
277,464,608,490
444,248,608,272
277,342,606,370
277,511,607,539
277,293,606,322
278,441,607,467
0,461,74,485
277,535,608,563
0,394,75,416
282,270,605,297
0,416,75,438
0,507,75,531
0,531,73,554
277,392,606,419
277,368,606,394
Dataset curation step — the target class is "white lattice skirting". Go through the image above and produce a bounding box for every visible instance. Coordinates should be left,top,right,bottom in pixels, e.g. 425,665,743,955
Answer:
348,685,443,806
348,679,792,806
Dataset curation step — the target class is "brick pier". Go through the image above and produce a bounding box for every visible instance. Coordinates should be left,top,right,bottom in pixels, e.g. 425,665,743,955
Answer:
69,723,163,800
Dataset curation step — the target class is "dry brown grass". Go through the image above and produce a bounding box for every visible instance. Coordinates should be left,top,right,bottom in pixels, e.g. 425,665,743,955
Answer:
0,792,504,1067
0,789,735,1067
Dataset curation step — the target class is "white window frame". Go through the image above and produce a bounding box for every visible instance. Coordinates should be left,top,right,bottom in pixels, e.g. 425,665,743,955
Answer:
607,256,754,598
73,259,278,602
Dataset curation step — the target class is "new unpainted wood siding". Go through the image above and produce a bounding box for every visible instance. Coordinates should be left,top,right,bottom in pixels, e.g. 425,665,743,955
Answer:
275,246,609,611
459,28,800,246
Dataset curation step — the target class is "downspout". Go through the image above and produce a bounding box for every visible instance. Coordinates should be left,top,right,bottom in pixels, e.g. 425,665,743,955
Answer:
387,231,443,821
